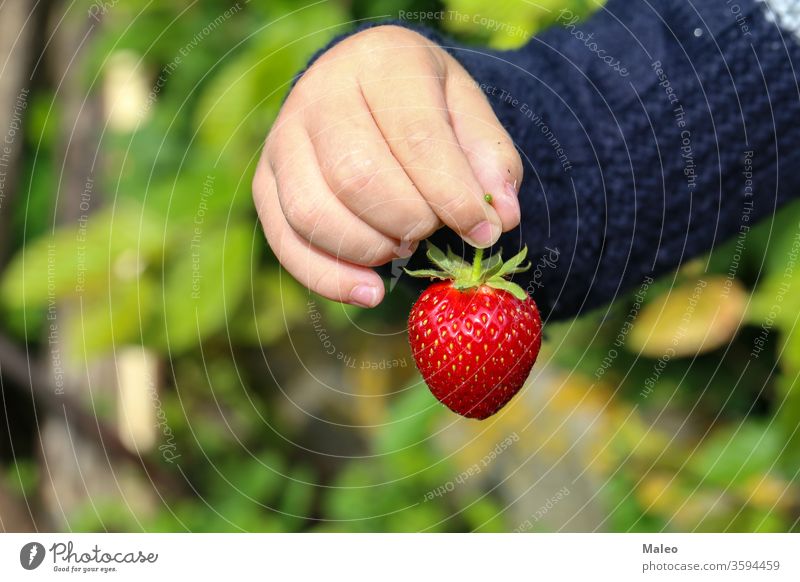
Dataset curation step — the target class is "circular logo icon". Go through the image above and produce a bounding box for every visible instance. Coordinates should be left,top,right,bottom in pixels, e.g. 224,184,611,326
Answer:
19,542,45,570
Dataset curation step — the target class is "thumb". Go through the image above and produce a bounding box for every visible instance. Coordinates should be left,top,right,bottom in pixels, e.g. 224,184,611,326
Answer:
444,59,524,231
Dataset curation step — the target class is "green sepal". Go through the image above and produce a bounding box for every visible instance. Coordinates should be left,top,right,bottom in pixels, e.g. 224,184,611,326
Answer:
421,242,468,274
405,242,532,300
485,279,529,301
402,268,449,279
481,250,504,278
445,246,470,270
426,244,452,272
494,246,531,278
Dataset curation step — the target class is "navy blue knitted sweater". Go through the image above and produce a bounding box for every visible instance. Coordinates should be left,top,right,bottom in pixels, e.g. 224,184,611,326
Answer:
307,0,800,320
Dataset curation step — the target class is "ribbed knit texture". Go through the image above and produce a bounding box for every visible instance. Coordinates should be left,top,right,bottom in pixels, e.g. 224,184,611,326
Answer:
299,0,800,320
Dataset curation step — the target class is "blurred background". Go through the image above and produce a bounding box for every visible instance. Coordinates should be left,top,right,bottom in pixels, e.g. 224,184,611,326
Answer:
0,0,798,533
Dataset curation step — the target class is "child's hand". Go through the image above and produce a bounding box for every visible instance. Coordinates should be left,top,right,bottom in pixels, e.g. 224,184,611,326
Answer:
252,25,523,307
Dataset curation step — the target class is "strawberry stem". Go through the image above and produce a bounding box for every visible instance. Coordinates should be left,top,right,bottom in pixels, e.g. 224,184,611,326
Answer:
471,247,483,281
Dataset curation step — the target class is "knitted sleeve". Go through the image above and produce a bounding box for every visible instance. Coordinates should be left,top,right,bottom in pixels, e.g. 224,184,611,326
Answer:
301,0,800,320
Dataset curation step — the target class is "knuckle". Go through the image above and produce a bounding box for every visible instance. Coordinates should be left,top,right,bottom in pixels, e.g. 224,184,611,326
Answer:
251,153,271,198
251,168,263,201
402,214,439,242
293,60,328,95
327,149,379,195
501,149,524,183
263,130,279,157
356,241,392,267
262,220,280,251
308,266,334,296
400,118,443,165
281,193,317,235
293,66,349,104
348,26,445,79
260,212,286,256
437,194,474,224
356,26,395,49
251,163,274,217
352,25,410,52
492,137,524,182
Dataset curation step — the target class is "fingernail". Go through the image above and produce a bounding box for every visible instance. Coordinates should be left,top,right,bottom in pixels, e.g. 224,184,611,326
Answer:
350,284,380,308
465,220,500,248
394,241,416,259
505,179,519,198
493,182,521,225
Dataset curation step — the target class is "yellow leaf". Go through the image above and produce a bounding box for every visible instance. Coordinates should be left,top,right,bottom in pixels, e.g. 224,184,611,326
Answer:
741,474,793,510
628,277,747,357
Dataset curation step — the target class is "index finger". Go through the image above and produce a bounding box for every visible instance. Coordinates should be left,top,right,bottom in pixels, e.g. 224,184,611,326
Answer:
360,61,503,248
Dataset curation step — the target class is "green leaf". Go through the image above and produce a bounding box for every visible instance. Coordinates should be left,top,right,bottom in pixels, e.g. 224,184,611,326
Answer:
280,466,315,530
231,268,308,345
688,422,781,487
747,269,800,330
1,202,163,308
194,2,348,161
774,372,800,474
157,224,255,352
464,497,507,532
64,275,156,359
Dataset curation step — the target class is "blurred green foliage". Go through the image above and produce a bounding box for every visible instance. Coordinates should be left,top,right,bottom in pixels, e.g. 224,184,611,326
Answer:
1,0,798,532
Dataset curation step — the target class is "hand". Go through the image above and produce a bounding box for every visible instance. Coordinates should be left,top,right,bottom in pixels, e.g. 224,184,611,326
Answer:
252,25,523,307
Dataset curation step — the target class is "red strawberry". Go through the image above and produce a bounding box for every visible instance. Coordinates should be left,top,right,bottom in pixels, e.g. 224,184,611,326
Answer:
406,244,542,419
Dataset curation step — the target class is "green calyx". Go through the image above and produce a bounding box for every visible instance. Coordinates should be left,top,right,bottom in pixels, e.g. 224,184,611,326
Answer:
404,242,531,301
